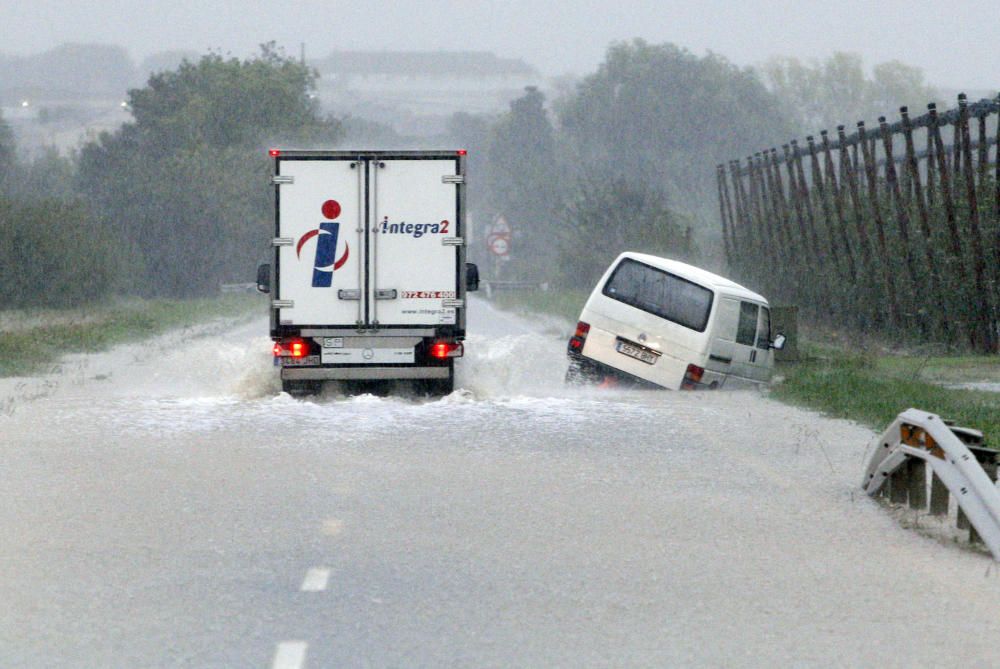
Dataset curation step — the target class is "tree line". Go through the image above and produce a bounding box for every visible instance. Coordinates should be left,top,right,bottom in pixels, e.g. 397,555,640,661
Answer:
0,43,340,307
450,41,797,287
0,39,943,309
719,94,1000,352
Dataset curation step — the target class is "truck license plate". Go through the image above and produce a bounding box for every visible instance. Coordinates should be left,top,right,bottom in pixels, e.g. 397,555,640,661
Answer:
615,339,658,365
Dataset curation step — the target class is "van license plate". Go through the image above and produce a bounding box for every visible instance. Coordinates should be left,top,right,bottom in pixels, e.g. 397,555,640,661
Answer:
616,340,658,365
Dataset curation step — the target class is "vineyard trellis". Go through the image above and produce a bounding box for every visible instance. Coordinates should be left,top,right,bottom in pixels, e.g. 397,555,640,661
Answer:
718,94,1000,352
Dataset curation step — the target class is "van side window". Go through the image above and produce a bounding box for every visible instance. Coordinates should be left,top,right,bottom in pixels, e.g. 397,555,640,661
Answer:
736,301,758,346
602,259,714,332
756,307,771,350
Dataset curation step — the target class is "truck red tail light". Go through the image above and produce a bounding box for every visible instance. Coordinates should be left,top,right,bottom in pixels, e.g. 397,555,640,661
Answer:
681,363,705,390
568,321,591,352
273,339,310,358
269,148,281,157
430,341,463,359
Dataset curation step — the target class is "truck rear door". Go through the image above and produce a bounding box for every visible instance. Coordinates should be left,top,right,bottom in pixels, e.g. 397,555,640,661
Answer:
370,158,462,327
273,152,464,331
275,158,364,328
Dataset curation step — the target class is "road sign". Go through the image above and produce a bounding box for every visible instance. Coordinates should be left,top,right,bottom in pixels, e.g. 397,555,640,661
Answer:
490,215,511,236
488,235,510,256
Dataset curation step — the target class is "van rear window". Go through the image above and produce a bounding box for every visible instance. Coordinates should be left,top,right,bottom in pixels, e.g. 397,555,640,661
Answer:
602,259,713,332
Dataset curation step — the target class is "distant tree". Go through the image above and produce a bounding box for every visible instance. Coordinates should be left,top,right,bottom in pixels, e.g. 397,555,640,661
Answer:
4,146,77,202
0,198,120,308
554,176,694,288
78,43,342,297
126,43,336,152
760,52,939,132
557,40,793,207
484,86,558,277
446,111,494,262
0,112,14,193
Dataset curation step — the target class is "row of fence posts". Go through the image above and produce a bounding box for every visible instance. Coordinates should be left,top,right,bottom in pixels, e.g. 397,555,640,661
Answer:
717,94,1000,352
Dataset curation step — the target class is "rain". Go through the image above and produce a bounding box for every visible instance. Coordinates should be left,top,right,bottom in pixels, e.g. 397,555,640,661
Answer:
3,2,1000,666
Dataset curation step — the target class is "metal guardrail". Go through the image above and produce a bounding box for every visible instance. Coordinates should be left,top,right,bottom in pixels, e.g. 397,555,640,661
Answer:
862,408,1000,559
482,280,549,299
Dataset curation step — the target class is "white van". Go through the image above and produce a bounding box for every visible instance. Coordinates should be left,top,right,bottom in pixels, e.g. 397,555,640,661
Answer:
566,252,785,390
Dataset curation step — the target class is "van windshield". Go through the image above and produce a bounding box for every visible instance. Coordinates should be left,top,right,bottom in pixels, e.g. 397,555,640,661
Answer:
602,259,714,332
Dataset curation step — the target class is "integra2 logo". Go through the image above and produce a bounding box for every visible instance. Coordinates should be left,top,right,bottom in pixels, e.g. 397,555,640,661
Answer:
379,216,450,238
297,199,349,287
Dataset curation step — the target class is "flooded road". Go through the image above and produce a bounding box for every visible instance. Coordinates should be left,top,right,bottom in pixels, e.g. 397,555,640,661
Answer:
3,299,1000,667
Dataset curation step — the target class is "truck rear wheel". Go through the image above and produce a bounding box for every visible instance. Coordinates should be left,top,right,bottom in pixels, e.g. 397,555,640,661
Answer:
417,368,454,397
282,379,322,397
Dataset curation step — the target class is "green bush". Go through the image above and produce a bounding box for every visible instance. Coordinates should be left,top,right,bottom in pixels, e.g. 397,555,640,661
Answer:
0,198,121,308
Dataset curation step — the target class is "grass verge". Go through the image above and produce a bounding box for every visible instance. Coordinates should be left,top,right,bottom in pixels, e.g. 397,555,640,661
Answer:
773,342,1000,446
0,293,265,377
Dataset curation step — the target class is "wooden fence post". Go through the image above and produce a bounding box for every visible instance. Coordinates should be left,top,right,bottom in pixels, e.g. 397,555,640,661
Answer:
783,143,810,254
766,147,792,254
952,117,962,181
761,149,788,260
717,165,734,268
730,160,750,256
838,125,872,269
807,134,843,273
901,106,949,338
928,102,970,338
821,130,856,278
995,94,1000,222
858,120,902,326
878,115,920,306
753,152,780,271
958,94,995,352
747,154,768,282
926,119,936,210
977,113,988,188
792,140,825,273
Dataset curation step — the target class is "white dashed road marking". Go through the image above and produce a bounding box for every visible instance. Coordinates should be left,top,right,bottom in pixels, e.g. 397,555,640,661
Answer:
272,641,308,669
300,568,331,592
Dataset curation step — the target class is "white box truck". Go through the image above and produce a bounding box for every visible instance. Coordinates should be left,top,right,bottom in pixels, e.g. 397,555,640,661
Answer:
256,150,479,396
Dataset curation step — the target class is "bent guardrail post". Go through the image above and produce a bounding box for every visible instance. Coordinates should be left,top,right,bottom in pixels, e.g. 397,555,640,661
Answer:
862,408,1000,560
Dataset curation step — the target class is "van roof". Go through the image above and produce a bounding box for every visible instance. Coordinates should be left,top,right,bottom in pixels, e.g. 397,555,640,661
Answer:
620,252,769,304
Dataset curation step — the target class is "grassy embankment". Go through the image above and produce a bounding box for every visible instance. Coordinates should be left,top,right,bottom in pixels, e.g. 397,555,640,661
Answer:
0,293,265,377
773,343,1000,446
490,289,1000,444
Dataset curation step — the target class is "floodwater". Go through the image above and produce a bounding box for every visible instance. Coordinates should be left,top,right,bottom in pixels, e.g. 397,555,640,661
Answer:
2,299,1000,667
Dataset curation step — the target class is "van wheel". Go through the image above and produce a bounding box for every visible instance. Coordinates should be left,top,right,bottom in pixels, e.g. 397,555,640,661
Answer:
282,380,321,397
565,358,599,385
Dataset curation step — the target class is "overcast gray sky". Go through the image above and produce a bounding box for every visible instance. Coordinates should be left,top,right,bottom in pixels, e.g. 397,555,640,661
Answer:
2,0,998,88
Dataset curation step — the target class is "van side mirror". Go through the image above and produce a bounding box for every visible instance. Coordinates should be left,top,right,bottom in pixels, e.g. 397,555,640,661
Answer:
466,263,480,292
256,263,271,293
771,333,786,351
